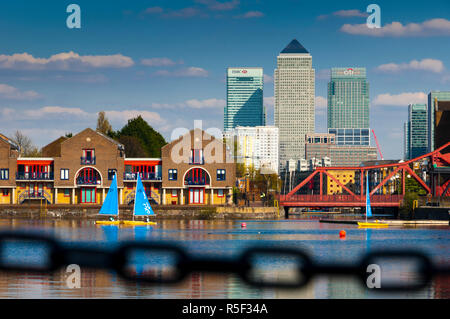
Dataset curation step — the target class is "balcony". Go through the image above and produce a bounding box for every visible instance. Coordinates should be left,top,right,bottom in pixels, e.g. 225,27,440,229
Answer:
16,172,54,181
189,157,204,165
184,177,208,186
123,172,162,181
80,157,96,165
76,177,100,185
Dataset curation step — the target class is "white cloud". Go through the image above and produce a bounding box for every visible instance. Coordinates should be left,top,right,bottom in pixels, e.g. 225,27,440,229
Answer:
264,74,273,83
264,96,274,107
24,106,89,118
141,57,182,67
315,96,327,108
0,84,42,100
333,9,367,18
372,92,427,106
340,18,450,37
0,51,134,70
239,11,264,18
154,67,208,77
195,0,240,11
376,58,445,73
184,98,225,108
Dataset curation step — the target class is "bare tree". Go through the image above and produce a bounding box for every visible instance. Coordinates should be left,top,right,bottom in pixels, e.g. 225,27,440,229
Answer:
10,130,41,157
96,111,112,135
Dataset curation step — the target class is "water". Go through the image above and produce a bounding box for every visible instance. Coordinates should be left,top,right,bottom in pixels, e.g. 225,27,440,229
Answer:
0,218,448,299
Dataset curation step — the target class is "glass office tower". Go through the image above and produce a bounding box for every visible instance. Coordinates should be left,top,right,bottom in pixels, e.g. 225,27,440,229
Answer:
224,67,264,131
327,67,370,145
405,103,427,159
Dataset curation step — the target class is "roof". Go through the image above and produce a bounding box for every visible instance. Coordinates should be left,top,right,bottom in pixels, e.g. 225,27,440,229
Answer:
280,39,309,54
0,133,20,151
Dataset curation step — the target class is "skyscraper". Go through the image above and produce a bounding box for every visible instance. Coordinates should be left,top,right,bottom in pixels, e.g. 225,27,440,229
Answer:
428,91,450,152
274,39,315,169
224,67,264,131
404,103,427,160
327,67,370,145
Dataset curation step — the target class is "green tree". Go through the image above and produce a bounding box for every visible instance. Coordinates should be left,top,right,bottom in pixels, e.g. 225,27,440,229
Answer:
116,116,167,157
96,111,112,135
118,135,147,158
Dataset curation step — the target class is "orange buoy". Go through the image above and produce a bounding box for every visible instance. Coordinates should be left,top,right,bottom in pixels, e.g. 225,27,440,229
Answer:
339,230,346,238
241,222,247,228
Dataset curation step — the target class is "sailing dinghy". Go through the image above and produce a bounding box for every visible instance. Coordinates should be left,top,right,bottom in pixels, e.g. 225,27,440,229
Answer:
95,173,157,226
357,173,388,228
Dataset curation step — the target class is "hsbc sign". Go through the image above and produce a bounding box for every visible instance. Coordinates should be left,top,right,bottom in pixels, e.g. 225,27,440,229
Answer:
228,68,263,77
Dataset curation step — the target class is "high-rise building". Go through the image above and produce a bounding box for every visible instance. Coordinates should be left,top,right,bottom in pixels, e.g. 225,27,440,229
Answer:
223,126,279,174
224,67,264,131
404,122,410,160
327,67,370,145
428,91,450,152
404,104,427,160
274,39,315,169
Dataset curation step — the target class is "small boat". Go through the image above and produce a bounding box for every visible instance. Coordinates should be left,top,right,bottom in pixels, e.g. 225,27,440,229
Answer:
95,173,121,225
357,174,388,228
121,174,157,226
95,174,157,226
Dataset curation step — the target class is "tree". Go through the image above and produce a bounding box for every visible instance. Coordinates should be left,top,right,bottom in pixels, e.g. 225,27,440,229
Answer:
96,111,112,135
116,116,167,157
10,130,41,157
118,136,147,158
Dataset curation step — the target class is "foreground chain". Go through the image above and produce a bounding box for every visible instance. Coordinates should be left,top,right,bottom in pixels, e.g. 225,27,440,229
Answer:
0,231,448,292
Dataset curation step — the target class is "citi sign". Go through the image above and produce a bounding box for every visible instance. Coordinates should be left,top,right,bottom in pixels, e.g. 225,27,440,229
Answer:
340,68,360,76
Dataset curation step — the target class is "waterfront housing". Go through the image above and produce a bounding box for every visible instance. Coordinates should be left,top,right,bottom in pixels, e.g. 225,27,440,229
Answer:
0,128,235,206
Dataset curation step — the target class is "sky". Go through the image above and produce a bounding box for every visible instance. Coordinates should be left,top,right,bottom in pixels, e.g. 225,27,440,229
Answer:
0,0,449,159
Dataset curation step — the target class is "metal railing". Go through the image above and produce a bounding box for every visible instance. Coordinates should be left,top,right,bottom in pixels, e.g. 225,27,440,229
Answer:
189,157,204,165
80,157,96,165
123,172,162,181
76,177,100,185
184,178,209,186
17,190,52,204
16,172,54,181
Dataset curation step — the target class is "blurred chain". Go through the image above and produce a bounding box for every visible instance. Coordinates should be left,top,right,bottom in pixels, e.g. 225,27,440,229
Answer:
0,231,448,291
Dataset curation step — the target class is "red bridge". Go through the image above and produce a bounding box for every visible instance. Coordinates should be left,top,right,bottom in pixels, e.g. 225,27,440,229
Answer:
279,141,450,211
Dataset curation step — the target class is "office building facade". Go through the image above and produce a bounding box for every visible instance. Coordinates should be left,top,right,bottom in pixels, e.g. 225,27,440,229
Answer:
327,67,370,146
224,67,264,131
428,91,450,152
274,39,315,169
223,126,279,174
404,103,427,160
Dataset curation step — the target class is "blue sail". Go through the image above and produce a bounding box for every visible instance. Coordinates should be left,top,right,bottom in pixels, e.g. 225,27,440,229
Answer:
99,173,119,215
134,174,155,216
366,173,372,218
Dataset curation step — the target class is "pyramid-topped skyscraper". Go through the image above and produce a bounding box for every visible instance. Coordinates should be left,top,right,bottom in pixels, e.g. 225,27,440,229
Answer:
275,39,315,171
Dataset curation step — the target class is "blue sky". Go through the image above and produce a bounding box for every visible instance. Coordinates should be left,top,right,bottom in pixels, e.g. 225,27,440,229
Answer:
0,0,449,159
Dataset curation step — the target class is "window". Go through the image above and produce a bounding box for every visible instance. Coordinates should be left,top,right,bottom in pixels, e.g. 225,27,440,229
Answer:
108,169,117,180
217,169,226,181
64,189,70,197
60,169,69,180
168,169,177,181
0,169,9,180
191,149,204,164
217,189,224,197
2,189,9,196
171,190,178,197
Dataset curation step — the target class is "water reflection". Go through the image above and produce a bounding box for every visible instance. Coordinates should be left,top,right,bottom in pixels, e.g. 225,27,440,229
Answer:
0,218,447,298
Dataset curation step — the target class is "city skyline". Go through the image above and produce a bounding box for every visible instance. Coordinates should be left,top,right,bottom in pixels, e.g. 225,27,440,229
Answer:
0,0,449,161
